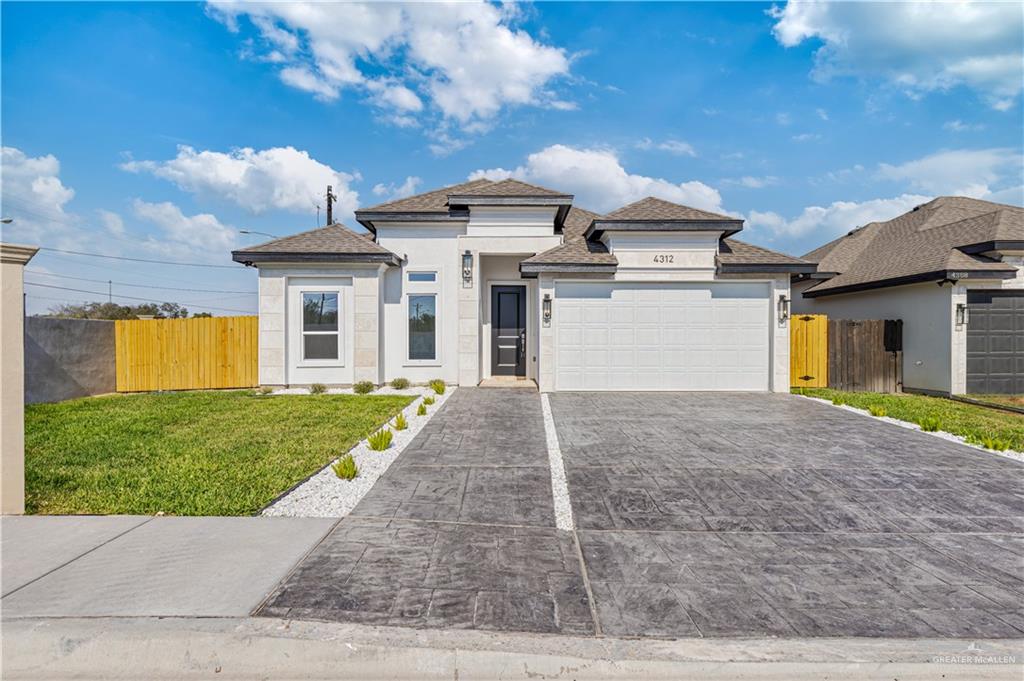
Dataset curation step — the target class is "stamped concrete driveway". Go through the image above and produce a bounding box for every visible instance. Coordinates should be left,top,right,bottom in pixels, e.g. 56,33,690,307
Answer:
551,392,1024,638
260,389,1024,640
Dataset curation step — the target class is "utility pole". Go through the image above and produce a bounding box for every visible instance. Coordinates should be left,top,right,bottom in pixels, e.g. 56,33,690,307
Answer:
108,280,112,303
326,185,337,225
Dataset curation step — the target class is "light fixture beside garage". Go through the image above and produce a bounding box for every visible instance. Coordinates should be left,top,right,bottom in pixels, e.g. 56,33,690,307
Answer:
542,294,552,326
955,302,969,327
462,250,473,288
777,294,791,324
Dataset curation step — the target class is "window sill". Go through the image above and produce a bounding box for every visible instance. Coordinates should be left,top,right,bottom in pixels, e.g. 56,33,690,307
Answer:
403,361,442,367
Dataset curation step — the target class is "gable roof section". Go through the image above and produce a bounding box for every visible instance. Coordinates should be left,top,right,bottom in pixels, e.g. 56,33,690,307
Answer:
453,178,569,198
718,239,817,274
231,224,400,266
587,196,744,239
802,197,1022,297
520,206,616,276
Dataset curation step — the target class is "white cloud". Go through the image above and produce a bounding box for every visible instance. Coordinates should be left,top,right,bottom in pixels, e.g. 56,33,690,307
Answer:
791,133,821,142
943,119,984,132
372,176,422,200
208,1,571,128
770,1,1023,110
469,144,725,214
724,176,779,189
876,148,1023,197
775,112,792,126
131,199,238,256
97,209,125,236
747,194,930,240
815,107,829,121
121,145,359,218
636,138,697,157
0,146,78,246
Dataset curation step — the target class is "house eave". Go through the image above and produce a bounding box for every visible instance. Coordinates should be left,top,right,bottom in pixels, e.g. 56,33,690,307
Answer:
586,219,744,240
354,210,469,233
802,268,1017,298
518,262,618,278
957,240,1024,255
230,251,402,267
718,262,818,275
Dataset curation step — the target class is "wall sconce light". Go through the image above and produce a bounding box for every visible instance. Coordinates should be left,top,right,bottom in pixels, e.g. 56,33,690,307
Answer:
955,302,969,327
461,250,473,288
542,293,552,326
777,294,791,323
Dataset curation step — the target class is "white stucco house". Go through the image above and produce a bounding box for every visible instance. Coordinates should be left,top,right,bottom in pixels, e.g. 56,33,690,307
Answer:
792,196,1023,395
232,179,815,392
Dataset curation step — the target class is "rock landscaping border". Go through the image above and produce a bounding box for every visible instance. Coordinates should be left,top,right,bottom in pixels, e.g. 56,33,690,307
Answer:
795,393,1024,464
262,387,455,517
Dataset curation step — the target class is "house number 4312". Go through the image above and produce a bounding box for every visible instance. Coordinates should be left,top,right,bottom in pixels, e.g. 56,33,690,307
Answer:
652,254,675,264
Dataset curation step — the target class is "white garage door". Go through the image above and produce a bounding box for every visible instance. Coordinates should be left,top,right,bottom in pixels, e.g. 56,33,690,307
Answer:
555,282,770,391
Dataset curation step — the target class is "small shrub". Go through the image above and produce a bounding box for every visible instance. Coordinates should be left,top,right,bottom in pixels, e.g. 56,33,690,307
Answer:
429,379,446,395
417,403,427,416
423,396,435,406
918,416,942,432
309,383,327,394
256,386,274,395
332,454,358,480
390,377,410,390
981,436,1010,451
353,381,375,394
868,405,887,418
831,397,845,406
367,428,393,451
393,413,408,430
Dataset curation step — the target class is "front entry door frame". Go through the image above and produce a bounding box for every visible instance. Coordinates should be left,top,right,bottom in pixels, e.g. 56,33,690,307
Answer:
490,284,528,377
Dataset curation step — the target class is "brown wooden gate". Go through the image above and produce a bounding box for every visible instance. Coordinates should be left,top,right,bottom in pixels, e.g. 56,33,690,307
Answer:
828,319,902,393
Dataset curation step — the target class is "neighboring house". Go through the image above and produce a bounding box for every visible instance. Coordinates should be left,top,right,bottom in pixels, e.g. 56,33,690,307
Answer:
792,196,1024,395
232,179,815,392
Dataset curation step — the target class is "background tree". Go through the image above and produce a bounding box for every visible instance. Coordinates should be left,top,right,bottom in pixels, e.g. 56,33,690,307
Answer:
44,301,198,319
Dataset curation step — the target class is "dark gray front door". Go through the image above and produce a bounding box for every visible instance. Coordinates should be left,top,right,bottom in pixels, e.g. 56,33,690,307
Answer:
491,285,526,377
967,291,1024,394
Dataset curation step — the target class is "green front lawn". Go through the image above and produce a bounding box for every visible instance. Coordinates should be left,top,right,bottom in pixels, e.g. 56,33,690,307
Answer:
25,390,414,516
801,388,1024,451
962,394,1024,410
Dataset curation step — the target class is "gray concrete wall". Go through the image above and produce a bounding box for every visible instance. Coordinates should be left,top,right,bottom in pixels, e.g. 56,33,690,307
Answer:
25,318,116,404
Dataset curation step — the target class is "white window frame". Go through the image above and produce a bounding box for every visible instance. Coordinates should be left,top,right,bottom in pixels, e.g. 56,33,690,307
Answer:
295,285,345,368
404,268,442,366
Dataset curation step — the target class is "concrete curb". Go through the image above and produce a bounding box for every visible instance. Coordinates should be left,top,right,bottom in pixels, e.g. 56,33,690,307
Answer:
3,617,1021,680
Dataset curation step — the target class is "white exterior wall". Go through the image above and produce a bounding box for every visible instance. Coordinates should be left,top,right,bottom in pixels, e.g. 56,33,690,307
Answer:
603,231,719,281
792,281,953,393
377,224,465,385
257,264,382,386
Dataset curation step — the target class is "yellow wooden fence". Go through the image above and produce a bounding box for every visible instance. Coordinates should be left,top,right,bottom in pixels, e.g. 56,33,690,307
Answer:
790,314,828,389
114,316,258,392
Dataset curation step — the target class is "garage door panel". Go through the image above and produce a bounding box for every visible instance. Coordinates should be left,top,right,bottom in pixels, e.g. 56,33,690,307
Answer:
966,291,1023,395
555,282,770,391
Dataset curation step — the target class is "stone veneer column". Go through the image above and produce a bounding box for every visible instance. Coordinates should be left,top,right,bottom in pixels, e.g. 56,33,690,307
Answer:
537,274,556,392
353,270,381,384
258,273,286,385
1,242,38,515
458,251,480,386
771,276,791,393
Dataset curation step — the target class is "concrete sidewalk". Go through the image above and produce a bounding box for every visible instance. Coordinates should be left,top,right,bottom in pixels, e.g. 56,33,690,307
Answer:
1,515,336,617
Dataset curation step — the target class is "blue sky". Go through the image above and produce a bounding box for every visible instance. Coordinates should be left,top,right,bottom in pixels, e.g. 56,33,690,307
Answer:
3,1,1022,315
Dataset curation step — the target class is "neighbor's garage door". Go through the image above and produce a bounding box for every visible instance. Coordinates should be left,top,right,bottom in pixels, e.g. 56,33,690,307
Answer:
967,290,1024,394
554,282,770,391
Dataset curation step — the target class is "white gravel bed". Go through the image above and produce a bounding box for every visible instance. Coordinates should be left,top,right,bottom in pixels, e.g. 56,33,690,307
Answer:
540,393,575,531
795,393,1024,464
262,387,456,518
269,386,427,396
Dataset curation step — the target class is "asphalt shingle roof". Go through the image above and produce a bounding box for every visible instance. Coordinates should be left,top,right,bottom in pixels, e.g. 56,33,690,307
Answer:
453,178,570,198
803,196,1022,295
358,179,492,213
718,239,815,267
601,196,736,222
233,224,396,257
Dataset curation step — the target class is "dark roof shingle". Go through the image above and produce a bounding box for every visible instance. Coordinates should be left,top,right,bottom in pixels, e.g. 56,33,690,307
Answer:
232,224,399,265
453,178,570,198
358,179,492,213
601,196,736,222
803,197,1022,296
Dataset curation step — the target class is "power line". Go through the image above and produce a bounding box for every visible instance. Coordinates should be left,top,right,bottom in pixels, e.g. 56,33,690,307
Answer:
39,246,243,269
25,270,256,295
24,280,256,313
